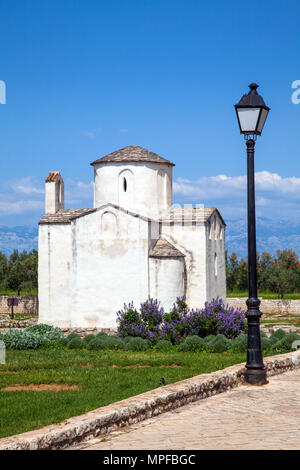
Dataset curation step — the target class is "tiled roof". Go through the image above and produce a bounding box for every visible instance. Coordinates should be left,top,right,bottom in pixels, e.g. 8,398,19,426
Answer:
90,145,175,166
160,207,226,225
149,238,185,258
45,171,61,182
39,209,96,225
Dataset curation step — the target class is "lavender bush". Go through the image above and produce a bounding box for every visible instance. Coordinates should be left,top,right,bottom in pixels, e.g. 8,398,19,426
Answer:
117,297,246,344
117,299,164,342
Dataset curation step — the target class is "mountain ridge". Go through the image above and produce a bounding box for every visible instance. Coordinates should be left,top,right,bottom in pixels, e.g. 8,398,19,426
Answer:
0,218,300,259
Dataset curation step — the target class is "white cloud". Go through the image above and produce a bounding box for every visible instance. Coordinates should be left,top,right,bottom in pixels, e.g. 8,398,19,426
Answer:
10,177,44,195
173,171,300,220
174,171,300,201
0,200,43,215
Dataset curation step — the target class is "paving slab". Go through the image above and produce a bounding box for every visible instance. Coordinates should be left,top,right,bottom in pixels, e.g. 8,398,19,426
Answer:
72,369,300,450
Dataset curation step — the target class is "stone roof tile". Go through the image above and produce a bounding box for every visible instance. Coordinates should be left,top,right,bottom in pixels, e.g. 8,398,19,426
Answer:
39,208,96,225
90,145,175,166
159,207,226,225
149,238,185,258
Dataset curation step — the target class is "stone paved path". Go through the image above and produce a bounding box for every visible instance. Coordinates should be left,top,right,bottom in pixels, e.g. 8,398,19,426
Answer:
72,369,300,450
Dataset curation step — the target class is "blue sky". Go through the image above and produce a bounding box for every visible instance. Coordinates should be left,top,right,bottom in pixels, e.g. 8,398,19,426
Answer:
1,0,300,226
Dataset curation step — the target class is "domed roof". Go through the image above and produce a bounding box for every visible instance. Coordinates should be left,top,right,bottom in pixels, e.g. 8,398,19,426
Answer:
90,145,175,166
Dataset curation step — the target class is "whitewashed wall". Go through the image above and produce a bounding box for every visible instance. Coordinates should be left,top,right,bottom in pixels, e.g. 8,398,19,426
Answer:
38,224,72,327
205,214,226,303
161,223,207,309
93,162,172,217
149,257,185,312
69,208,153,328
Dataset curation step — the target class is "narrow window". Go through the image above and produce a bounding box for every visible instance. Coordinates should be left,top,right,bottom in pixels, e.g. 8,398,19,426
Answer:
123,177,127,192
214,253,218,277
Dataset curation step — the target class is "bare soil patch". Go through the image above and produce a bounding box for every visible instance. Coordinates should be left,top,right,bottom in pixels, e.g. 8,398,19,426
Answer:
110,364,182,369
2,384,79,391
0,370,26,374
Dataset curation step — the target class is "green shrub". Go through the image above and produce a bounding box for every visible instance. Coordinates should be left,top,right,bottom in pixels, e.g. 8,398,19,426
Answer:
105,336,125,350
68,337,83,349
123,336,135,344
270,329,287,341
87,337,108,350
203,335,216,345
269,335,280,346
260,330,268,338
2,330,42,350
125,337,150,351
83,334,96,345
179,335,205,352
66,333,81,343
26,324,64,345
231,334,248,352
261,337,272,351
59,336,69,346
275,332,300,351
155,339,173,351
209,335,231,353
96,332,109,339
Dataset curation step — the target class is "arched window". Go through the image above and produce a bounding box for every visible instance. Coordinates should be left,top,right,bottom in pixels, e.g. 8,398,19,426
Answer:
118,169,134,208
214,253,218,277
101,211,118,239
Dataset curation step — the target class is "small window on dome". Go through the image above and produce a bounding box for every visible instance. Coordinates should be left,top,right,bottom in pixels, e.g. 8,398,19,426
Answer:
123,177,127,192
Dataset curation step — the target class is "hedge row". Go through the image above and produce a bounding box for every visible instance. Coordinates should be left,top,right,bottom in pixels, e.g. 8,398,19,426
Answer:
0,324,299,354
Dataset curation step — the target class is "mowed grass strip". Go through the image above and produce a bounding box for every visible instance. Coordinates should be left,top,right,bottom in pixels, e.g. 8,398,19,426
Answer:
227,291,300,299
0,348,246,438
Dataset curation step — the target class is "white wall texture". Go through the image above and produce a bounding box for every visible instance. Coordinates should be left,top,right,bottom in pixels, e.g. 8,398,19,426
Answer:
205,214,226,302
93,162,172,217
161,223,207,309
38,224,72,327
39,159,226,329
149,257,185,312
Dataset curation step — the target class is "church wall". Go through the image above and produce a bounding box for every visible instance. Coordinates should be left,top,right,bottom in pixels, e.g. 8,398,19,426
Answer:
160,223,207,309
93,162,172,217
149,257,185,312
70,208,151,328
38,223,72,327
205,215,226,303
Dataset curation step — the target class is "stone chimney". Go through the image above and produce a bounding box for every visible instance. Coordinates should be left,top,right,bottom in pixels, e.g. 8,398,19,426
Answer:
45,171,64,214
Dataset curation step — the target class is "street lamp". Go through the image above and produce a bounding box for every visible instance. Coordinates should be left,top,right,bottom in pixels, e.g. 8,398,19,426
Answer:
234,83,270,385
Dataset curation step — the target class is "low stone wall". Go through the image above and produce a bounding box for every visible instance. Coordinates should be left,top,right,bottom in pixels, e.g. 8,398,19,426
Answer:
227,297,300,315
0,350,299,451
0,296,38,315
60,327,117,337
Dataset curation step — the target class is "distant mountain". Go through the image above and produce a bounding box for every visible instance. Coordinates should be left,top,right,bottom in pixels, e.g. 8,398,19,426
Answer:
226,217,300,258
0,218,300,259
0,225,38,255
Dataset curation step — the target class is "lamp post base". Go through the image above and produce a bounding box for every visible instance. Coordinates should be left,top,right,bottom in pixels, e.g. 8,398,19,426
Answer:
244,368,268,386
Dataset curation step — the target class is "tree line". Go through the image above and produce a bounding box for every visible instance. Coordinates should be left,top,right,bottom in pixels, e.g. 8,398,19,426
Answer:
0,248,299,298
0,250,38,295
226,249,300,298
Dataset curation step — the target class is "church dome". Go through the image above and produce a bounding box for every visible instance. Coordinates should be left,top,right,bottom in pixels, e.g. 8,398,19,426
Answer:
91,145,174,216
90,145,175,167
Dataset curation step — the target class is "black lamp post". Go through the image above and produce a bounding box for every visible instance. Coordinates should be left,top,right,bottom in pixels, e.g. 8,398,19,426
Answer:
234,83,270,385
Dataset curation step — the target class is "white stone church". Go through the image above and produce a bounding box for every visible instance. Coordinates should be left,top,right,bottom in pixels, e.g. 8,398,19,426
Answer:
38,145,226,328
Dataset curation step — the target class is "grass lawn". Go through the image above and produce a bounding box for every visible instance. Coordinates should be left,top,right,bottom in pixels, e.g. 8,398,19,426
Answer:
0,313,38,321
227,291,300,300
0,289,38,296
0,348,250,439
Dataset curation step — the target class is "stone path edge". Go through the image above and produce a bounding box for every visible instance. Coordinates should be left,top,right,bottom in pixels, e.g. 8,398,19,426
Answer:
0,350,299,451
